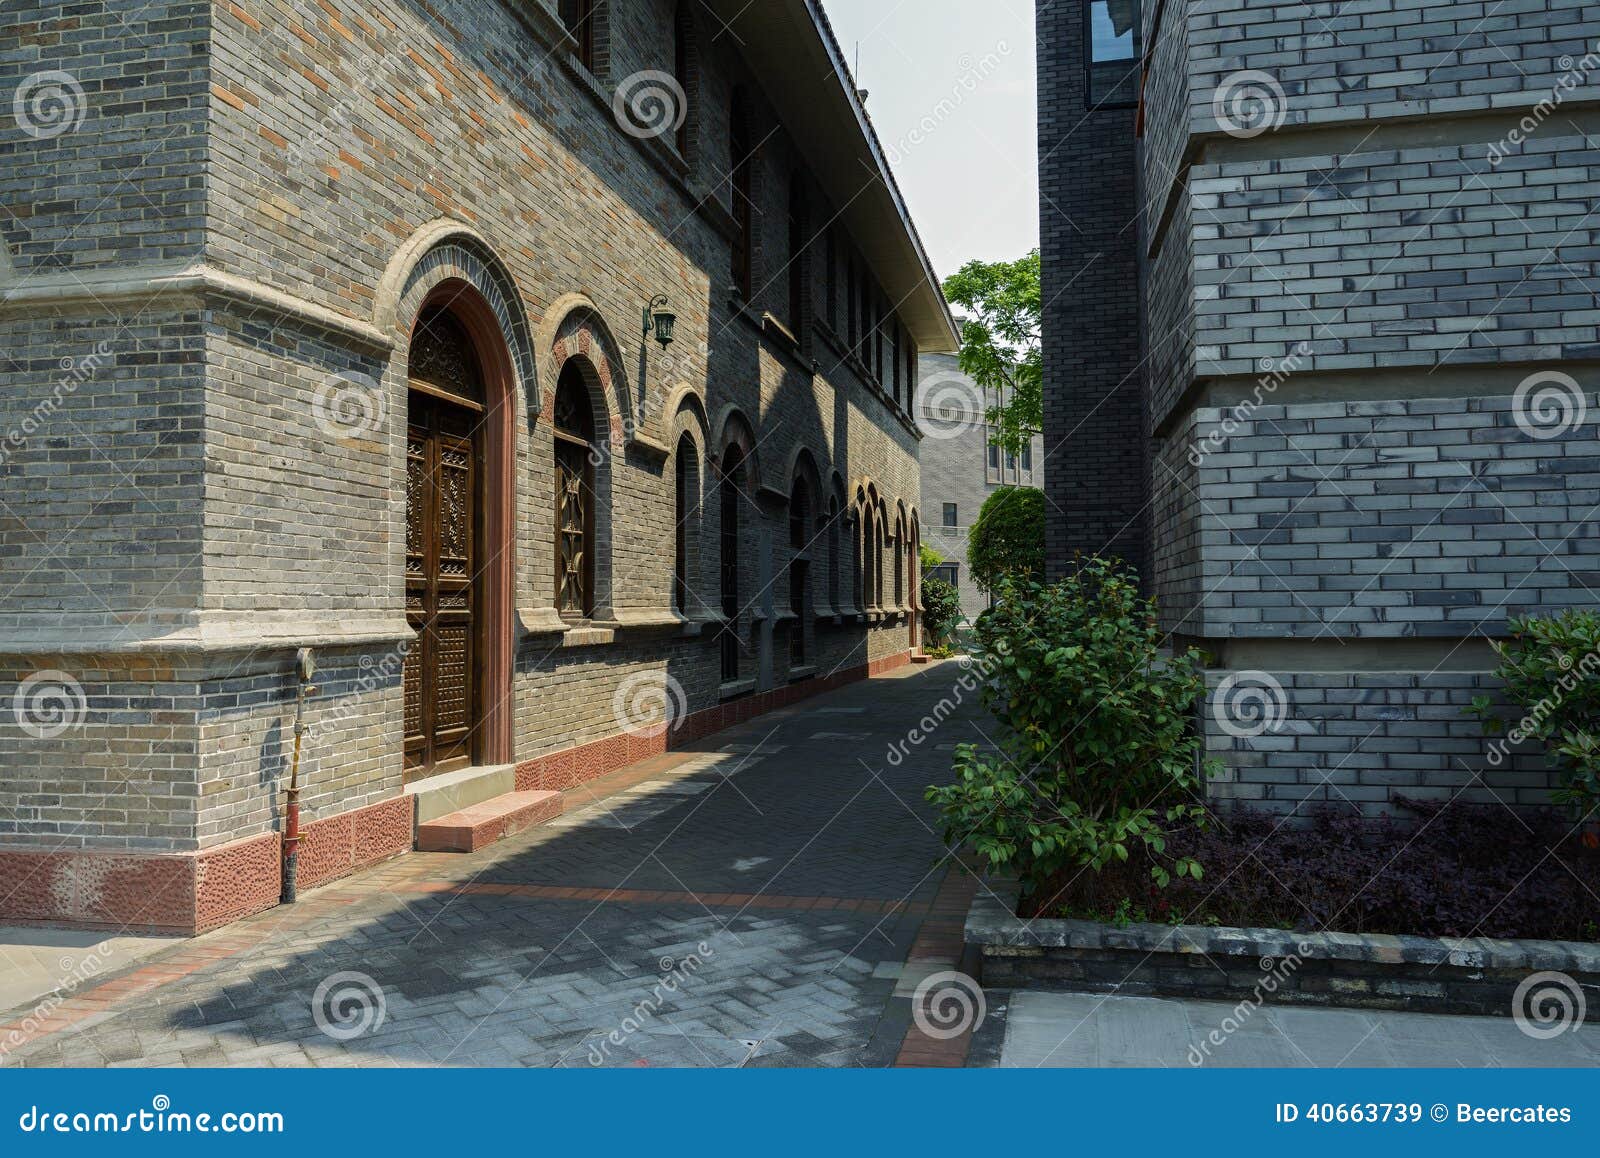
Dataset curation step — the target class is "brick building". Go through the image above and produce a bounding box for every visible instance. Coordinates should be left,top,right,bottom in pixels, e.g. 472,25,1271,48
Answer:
1042,0,1600,813
917,353,1045,621
0,0,955,931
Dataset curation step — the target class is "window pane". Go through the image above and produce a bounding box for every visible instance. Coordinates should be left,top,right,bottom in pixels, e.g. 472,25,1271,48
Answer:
942,502,957,528
1088,0,1136,62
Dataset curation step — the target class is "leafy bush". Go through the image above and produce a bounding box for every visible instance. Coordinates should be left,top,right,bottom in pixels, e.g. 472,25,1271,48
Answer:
1048,800,1600,942
1470,610,1600,813
967,486,1044,594
919,542,946,572
919,576,963,648
925,558,1215,910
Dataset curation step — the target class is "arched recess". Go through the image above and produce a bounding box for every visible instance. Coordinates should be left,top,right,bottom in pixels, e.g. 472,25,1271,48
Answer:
397,282,520,775
715,413,759,683
824,473,847,616
542,299,632,444
669,394,712,620
893,502,908,611
547,339,619,621
383,226,533,775
784,450,822,665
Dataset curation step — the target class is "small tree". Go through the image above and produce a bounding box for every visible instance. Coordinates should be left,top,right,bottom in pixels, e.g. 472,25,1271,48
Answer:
968,486,1044,594
943,251,1041,458
1470,609,1600,815
919,576,963,648
926,558,1215,912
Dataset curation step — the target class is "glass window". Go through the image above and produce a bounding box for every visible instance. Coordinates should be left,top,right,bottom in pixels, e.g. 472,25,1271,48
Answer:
987,444,1000,471
1087,0,1141,107
1088,1,1135,62
942,502,957,528
1021,445,1033,472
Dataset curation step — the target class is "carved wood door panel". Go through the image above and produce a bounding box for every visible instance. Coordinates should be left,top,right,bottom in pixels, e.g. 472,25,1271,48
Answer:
404,393,480,780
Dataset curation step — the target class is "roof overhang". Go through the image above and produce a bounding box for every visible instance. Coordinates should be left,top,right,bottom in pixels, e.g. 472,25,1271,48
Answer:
704,0,959,353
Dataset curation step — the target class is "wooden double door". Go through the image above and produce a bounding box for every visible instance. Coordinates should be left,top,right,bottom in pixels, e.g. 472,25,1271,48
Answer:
404,390,481,779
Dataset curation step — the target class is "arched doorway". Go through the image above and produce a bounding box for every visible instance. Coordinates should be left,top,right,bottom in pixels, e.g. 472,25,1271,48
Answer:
403,290,515,780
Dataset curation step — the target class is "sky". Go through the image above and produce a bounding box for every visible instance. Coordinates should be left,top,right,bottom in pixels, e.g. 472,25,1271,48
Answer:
821,0,1040,282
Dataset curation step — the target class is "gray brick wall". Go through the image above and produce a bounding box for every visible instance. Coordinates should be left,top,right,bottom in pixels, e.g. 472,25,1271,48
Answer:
0,0,933,852
1038,0,1149,581
1134,0,1600,813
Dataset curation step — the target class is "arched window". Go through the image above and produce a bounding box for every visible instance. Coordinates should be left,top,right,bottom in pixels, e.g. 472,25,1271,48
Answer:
873,505,886,608
851,504,864,611
730,87,754,300
789,475,811,665
827,495,841,612
719,445,745,681
894,512,905,609
674,433,698,615
553,364,596,619
788,172,808,335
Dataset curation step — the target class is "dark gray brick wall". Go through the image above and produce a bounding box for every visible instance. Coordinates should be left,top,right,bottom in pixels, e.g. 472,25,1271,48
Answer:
1038,0,1148,580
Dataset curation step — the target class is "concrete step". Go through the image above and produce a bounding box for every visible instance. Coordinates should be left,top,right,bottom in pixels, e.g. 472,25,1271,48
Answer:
415,790,563,853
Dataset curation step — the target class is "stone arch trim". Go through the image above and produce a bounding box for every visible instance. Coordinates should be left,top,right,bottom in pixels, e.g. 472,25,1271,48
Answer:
660,381,709,444
782,444,824,501
711,403,760,478
376,220,537,404
541,295,632,444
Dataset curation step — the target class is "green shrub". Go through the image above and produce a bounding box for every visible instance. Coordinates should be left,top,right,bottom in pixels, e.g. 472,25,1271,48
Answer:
919,542,946,571
1470,610,1600,814
919,576,963,647
925,558,1215,910
968,486,1044,594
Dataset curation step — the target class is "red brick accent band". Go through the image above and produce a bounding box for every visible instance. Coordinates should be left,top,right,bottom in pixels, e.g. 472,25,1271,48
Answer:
295,795,415,892
0,653,911,935
0,834,280,935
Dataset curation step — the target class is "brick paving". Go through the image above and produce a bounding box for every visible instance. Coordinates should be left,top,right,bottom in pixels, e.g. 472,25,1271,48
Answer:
0,662,991,1069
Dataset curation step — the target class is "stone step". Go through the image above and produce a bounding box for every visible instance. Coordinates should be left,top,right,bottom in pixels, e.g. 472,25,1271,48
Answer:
415,790,563,853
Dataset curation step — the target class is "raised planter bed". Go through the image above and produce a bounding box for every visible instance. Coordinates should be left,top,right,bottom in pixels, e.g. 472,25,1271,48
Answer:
965,885,1600,1022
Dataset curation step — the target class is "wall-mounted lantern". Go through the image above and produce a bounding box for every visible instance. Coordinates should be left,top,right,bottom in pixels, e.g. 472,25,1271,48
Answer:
643,294,677,351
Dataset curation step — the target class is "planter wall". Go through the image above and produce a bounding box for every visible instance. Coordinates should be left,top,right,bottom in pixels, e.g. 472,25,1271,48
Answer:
966,889,1600,1023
